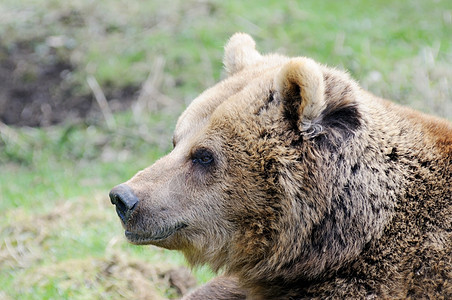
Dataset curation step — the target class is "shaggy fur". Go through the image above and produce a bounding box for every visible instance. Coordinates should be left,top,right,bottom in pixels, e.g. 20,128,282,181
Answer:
111,33,452,299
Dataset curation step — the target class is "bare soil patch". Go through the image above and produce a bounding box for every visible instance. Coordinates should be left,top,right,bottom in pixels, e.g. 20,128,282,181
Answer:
0,39,136,127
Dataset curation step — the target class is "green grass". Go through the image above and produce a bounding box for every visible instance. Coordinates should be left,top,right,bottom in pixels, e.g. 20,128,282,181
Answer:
1,0,451,299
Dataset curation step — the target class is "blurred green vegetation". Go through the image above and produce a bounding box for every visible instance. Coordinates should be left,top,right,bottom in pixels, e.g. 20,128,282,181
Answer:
0,0,451,298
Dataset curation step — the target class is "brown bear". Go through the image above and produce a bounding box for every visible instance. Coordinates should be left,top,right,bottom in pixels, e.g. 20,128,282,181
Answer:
109,33,452,299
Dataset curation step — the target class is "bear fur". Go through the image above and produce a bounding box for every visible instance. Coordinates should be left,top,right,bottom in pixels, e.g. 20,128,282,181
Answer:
110,33,452,299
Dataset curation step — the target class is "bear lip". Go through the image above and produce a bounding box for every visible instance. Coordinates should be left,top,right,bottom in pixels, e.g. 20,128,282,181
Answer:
124,223,187,244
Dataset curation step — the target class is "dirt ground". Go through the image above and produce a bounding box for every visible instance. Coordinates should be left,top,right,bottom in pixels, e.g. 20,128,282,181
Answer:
0,39,136,127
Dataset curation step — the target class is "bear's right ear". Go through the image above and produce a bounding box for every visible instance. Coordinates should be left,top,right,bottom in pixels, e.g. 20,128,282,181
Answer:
276,58,326,130
223,33,263,76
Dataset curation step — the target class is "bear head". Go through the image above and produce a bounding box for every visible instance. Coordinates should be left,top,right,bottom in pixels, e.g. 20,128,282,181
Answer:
110,33,394,284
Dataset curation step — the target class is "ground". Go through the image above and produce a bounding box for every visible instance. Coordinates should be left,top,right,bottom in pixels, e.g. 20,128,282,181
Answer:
0,193,197,299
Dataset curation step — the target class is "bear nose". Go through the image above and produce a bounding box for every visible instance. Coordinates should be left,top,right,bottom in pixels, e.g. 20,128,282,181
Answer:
109,184,139,225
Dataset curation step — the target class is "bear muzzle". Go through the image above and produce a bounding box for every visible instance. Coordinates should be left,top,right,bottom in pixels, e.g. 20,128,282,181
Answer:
109,183,188,245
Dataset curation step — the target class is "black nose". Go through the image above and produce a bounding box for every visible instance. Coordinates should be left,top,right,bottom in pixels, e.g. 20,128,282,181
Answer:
109,184,139,225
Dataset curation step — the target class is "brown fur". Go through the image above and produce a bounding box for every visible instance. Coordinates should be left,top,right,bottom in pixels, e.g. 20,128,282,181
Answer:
110,33,452,299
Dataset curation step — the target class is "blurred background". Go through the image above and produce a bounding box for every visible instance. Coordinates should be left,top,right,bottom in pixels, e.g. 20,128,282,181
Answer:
0,0,451,299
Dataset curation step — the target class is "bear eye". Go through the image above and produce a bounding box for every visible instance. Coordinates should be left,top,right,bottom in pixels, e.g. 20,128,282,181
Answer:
192,148,214,166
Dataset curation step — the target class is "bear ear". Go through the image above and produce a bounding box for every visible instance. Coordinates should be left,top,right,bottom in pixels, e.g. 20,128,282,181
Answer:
276,58,326,129
223,33,263,76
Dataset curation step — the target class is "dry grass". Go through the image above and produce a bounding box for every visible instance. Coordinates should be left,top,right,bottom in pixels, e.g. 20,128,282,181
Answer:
15,253,195,300
1,195,197,299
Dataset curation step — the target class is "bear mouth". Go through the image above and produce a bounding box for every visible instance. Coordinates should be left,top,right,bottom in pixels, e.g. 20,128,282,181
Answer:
125,223,187,244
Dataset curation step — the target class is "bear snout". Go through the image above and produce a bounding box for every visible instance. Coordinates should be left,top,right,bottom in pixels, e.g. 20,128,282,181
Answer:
109,184,139,225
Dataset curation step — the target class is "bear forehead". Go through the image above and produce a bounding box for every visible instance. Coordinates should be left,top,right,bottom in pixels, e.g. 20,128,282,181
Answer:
211,77,273,122
173,61,284,144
